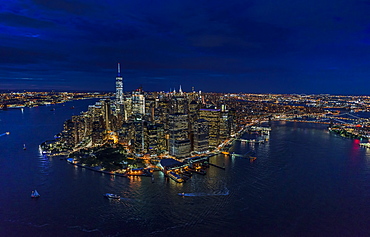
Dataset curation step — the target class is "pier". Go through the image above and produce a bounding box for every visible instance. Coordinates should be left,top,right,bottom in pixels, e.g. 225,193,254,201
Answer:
238,138,266,143
66,158,129,177
208,163,226,170
360,143,370,148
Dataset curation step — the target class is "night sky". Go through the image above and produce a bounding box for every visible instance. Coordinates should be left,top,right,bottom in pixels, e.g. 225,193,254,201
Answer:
2,0,370,94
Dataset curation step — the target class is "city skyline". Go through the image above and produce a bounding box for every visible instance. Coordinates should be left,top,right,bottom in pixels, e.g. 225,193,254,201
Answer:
2,1,370,94
2,58,370,235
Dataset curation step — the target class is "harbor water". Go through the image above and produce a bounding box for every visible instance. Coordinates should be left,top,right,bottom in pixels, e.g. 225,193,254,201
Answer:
1,100,370,236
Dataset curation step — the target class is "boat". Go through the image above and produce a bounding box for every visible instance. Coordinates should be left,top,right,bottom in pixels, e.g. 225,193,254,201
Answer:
23,144,26,150
104,193,120,199
168,171,184,183
178,192,193,197
31,190,40,198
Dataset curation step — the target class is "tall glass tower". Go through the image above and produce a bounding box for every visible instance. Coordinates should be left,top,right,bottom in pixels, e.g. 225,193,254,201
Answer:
116,63,124,105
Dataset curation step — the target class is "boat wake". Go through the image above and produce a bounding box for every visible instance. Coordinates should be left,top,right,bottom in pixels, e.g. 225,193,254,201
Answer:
68,225,102,234
149,222,190,235
0,132,10,137
4,218,50,228
119,197,137,202
179,188,229,197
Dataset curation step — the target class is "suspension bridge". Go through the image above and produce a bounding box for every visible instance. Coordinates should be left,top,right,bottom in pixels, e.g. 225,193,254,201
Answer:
270,110,368,126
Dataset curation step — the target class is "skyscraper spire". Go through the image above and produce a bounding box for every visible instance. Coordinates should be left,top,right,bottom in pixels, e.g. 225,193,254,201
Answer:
179,85,183,95
117,63,121,77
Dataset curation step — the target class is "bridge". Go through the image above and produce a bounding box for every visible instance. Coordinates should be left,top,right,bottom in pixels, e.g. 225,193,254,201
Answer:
233,111,368,143
270,110,368,126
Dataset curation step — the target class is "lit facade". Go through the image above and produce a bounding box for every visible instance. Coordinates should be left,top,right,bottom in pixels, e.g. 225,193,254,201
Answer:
168,113,190,157
132,89,145,116
199,109,221,147
115,63,124,105
193,119,209,153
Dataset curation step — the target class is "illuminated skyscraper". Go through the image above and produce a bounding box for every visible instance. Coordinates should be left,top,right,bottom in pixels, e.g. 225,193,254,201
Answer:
193,119,209,153
132,88,145,116
115,63,124,106
199,108,221,147
168,113,191,158
219,111,230,142
102,99,112,131
147,123,166,154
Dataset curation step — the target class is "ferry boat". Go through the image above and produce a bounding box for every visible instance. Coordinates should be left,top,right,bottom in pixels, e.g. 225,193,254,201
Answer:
168,171,184,183
104,193,120,199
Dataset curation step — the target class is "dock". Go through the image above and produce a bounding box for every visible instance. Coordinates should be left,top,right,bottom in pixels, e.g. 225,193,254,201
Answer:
360,143,370,148
66,159,128,177
208,163,226,170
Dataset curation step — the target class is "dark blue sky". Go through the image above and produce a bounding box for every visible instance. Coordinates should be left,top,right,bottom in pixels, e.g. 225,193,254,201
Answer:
1,0,370,94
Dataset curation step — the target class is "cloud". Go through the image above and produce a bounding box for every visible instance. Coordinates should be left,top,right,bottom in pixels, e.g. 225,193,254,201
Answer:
1,0,370,93
0,12,55,28
0,45,67,64
0,77,49,81
30,0,96,15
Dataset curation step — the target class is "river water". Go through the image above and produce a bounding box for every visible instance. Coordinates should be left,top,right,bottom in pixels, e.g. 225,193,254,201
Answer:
1,99,370,237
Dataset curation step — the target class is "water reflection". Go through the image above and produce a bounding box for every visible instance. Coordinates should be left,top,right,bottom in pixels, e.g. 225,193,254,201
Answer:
37,154,51,174
127,176,143,194
72,164,79,179
349,139,361,166
364,145,370,161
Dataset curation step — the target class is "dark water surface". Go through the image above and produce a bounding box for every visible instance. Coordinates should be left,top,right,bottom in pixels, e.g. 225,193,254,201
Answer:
1,100,370,236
